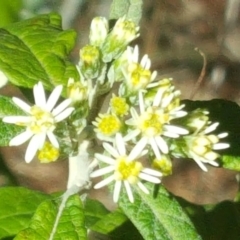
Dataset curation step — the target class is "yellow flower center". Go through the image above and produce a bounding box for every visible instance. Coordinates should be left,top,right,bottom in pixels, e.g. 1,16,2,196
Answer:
97,115,121,136
110,96,129,116
152,156,172,176
80,45,100,64
128,63,151,89
138,108,168,137
191,135,219,161
37,141,59,163
114,20,137,41
115,157,143,184
29,106,55,134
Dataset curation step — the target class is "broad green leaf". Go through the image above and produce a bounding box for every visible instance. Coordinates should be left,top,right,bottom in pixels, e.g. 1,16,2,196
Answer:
15,194,87,240
85,199,141,239
84,198,110,228
0,187,50,239
0,13,79,90
90,209,128,234
109,0,143,25
0,95,25,146
119,184,202,240
182,99,240,171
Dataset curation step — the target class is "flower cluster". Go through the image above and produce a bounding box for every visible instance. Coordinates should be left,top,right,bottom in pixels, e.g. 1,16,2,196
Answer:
88,18,230,202
2,16,230,204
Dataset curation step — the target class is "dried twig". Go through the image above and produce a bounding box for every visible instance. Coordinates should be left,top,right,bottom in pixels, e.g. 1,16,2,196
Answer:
189,48,207,100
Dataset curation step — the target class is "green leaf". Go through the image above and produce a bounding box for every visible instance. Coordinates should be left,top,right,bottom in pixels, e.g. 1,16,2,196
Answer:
84,198,110,228
15,194,87,240
0,187,50,239
182,99,240,171
90,209,128,234
0,95,24,117
119,184,202,240
109,0,143,25
0,95,25,146
0,121,24,146
221,155,240,171
0,13,79,90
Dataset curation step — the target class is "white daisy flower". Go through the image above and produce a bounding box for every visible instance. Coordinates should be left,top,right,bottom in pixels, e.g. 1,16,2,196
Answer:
3,82,74,163
186,122,229,172
90,133,162,203
121,46,157,93
125,90,188,159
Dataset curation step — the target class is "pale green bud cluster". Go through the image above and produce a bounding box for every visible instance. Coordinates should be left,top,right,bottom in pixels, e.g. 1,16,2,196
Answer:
171,110,229,171
78,16,139,86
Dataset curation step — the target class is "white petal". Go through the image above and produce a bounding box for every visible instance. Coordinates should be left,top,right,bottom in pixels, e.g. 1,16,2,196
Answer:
34,82,46,108
132,45,139,62
163,131,179,138
9,130,33,146
2,116,31,124
128,137,147,161
138,91,145,113
95,153,115,165
149,138,161,159
124,181,134,203
162,94,173,108
155,136,169,154
103,142,119,158
12,97,31,113
115,133,126,156
139,172,161,183
46,85,63,111
204,122,219,134
54,107,74,122
90,166,115,177
25,133,46,163
150,71,157,81
52,99,72,116
140,55,150,69
142,168,162,177
213,143,230,150
113,181,122,202
47,131,59,148
153,89,164,107
129,107,139,121
94,174,115,189
191,154,208,172
208,160,219,167
171,110,187,118
164,125,189,135
218,132,228,138
123,129,140,142
137,182,149,194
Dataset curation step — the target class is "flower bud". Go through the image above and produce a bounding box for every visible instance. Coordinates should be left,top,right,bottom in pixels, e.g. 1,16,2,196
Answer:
89,17,109,47
67,78,88,104
102,17,140,62
37,141,59,163
79,45,101,79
